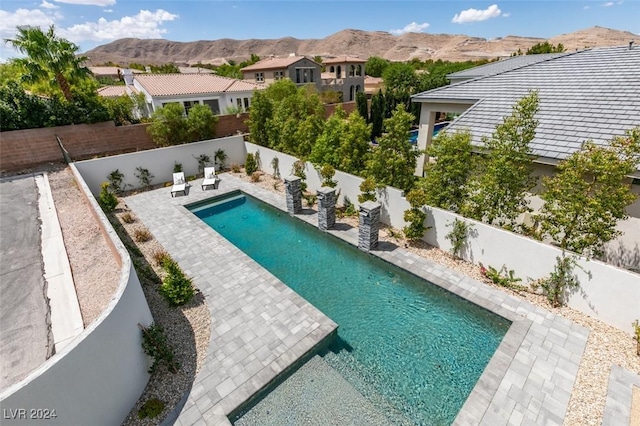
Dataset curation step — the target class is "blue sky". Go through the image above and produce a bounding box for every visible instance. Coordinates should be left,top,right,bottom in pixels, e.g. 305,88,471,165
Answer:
1,1,639,61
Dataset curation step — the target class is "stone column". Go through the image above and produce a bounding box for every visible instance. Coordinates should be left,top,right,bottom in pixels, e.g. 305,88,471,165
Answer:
317,187,336,231
358,201,381,252
284,176,302,215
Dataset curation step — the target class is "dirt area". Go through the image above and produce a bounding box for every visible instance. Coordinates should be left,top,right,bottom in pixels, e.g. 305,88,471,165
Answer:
632,386,640,426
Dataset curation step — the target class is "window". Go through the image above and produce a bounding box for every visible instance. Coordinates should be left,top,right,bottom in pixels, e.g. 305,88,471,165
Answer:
243,97,250,110
274,70,284,80
309,69,314,82
296,69,301,83
349,65,355,77
357,65,362,76
203,99,220,115
256,72,264,83
183,100,198,115
329,66,335,73
236,98,243,109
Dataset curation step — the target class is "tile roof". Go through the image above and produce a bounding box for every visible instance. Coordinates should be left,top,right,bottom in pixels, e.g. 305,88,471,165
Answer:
323,55,366,64
413,46,640,167
90,66,121,76
134,73,262,96
178,67,214,74
240,56,317,72
446,53,568,80
97,85,127,97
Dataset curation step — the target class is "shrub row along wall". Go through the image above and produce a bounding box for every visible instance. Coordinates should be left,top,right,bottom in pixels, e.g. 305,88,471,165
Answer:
76,135,246,196
0,164,153,426
245,142,640,334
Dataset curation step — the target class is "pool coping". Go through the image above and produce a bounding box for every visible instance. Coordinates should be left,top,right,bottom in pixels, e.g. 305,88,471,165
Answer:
125,174,590,426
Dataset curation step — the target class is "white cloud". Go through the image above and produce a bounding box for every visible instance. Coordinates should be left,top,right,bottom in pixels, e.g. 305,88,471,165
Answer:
103,9,113,13
584,5,591,9
390,21,430,35
602,1,614,6
40,1,59,9
502,12,511,17
0,8,59,37
59,9,178,42
452,4,503,23
54,0,116,6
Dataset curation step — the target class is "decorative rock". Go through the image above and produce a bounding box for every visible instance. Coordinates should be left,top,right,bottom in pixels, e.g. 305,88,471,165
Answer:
358,201,381,251
284,176,302,216
317,187,336,231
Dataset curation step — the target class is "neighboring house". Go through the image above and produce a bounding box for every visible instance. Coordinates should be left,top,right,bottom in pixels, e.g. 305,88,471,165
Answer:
446,53,567,84
178,66,214,74
122,71,263,116
96,85,128,98
241,55,322,92
321,55,366,101
364,76,383,97
412,44,640,268
89,66,122,82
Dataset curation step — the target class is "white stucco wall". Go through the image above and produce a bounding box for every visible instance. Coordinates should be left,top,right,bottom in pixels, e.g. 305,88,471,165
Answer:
0,165,153,425
75,135,247,195
245,142,640,333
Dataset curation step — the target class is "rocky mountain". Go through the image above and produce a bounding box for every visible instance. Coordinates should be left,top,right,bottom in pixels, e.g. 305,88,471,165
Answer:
83,26,637,66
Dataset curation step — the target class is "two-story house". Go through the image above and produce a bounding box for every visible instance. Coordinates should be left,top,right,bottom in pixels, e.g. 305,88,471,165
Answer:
322,55,366,101
240,55,322,92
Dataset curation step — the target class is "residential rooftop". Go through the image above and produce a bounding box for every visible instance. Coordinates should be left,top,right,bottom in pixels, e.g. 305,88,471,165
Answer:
446,53,568,81
240,56,318,72
134,73,263,96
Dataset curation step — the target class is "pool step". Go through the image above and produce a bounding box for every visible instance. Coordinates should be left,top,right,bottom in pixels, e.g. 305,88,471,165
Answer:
233,355,394,426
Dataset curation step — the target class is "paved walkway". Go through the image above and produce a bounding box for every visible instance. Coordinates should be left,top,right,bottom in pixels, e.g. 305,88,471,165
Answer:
126,173,598,425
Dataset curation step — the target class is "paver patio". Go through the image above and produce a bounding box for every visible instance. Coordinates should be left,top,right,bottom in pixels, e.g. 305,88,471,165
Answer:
125,173,593,425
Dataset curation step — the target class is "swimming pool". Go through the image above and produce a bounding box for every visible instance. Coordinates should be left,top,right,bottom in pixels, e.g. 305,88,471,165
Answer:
190,192,509,424
409,122,450,145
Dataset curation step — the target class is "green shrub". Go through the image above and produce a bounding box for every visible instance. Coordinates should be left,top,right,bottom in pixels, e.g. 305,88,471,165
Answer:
245,153,258,175
358,177,377,203
445,219,473,258
403,188,429,241
98,182,118,212
160,260,195,306
319,164,337,188
108,169,126,194
139,323,179,373
134,167,154,189
138,398,165,419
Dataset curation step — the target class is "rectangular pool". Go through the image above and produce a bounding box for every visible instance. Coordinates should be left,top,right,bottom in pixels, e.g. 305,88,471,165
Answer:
189,192,509,424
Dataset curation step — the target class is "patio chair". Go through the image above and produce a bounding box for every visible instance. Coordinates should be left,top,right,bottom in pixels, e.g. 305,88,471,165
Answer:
201,166,218,191
171,172,187,197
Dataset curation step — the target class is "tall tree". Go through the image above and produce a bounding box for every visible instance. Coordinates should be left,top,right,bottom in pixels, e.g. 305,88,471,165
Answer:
418,130,473,212
365,56,390,78
382,62,418,115
370,90,385,139
5,25,91,101
463,91,539,228
309,106,347,167
365,104,418,192
356,90,369,122
338,111,372,175
147,103,189,146
539,128,640,257
186,104,218,142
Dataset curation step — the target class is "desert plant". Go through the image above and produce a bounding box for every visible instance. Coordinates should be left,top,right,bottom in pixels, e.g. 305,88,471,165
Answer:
342,197,357,217
98,182,118,212
245,153,258,175
134,228,152,243
540,255,580,307
194,154,212,175
160,260,195,306
358,177,377,203
173,162,183,173
107,169,126,194
319,164,337,188
138,398,165,419
303,193,317,207
134,167,154,189
480,264,525,291
121,212,135,223
231,163,241,173
250,171,261,182
214,149,227,170
445,219,473,259
152,249,172,267
139,323,179,373
271,156,280,179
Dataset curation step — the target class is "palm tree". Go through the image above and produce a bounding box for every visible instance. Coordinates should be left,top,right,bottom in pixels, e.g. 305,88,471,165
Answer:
4,25,91,101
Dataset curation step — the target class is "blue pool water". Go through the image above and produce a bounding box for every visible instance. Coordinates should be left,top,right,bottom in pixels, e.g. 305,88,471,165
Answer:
190,193,509,425
409,122,450,145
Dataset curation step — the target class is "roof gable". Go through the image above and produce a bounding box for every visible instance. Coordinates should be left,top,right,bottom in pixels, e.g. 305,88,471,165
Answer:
241,56,319,72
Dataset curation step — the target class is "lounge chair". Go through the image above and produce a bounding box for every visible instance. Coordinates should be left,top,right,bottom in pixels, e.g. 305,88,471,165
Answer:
171,172,187,197
201,166,218,191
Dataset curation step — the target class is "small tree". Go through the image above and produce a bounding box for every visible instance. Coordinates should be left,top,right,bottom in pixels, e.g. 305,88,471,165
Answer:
134,167,154,189
420,130,473,212
365,104,419,193
539,128,640,257
214,149,227,170
147,102,188,146
292,160,307,192
319,164,337,188
245,153,258,175
358,177,377,203
186,104,217,141
464,91,539,228
403,188,429,241
194,154,212,175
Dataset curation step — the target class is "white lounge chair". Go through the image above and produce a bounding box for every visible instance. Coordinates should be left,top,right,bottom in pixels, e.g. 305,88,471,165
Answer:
171,172,187,197
201,166,218,191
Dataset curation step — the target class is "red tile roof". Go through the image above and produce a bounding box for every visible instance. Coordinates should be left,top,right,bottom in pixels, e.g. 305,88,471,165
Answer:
134,73,262,96
97,85,127,97
241,56,317,72
323,55,366,64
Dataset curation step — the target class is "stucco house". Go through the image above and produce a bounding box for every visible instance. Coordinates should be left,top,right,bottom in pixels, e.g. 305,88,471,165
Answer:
321,55,366,101
412,44,640,269
240,55,322,92
120,71,263,116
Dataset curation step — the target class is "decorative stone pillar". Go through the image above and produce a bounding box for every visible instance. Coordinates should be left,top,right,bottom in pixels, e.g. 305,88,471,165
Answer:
317,187,336,231
358,201,381,252
284,176,302,215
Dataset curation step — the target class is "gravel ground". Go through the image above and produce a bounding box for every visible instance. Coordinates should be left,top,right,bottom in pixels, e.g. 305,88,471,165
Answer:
49,164,639,425
231,169,640,426
48,166,119,326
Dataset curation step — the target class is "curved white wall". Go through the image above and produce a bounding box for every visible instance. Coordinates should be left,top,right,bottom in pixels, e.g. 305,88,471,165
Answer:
0,165,153,425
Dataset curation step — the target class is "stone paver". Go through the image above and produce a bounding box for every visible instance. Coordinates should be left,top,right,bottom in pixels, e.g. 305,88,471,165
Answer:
127,173,591,425
602,365,640,426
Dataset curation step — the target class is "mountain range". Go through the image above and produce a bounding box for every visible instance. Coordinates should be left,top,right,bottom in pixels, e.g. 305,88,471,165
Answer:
83,26,638,66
